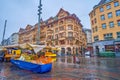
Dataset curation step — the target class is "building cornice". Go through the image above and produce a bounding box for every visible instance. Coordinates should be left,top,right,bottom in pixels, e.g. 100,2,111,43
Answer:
89,0,115,15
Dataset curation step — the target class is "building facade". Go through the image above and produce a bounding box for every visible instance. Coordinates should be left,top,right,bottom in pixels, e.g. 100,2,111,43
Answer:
19,8,87,55
89,0,120,54
1,39,10,46
19,25,37,44
83,28,92,44
9,33,19,45
1,33,19,46
83,28,93,55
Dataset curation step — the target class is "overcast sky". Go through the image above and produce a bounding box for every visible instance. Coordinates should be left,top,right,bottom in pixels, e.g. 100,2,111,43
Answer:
0,0,100,43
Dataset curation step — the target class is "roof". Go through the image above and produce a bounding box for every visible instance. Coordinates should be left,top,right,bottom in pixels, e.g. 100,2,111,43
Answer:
93,0,112,9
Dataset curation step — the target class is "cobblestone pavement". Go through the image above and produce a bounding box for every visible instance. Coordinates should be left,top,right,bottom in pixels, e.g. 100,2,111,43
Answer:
0,56,120,80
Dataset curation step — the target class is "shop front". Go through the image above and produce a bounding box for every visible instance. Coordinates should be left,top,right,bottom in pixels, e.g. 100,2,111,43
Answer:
114,39,120,57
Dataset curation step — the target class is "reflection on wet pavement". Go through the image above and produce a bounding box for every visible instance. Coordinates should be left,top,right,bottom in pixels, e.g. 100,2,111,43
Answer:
0,56,120,80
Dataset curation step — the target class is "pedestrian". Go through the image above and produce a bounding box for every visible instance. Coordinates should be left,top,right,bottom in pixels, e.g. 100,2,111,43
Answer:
73,55,76,63
75,56,80,64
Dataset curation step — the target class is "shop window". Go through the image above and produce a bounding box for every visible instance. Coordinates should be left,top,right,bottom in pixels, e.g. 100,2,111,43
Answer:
105,45,114,52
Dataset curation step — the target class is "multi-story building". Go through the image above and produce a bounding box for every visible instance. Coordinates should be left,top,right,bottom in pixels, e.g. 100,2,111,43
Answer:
19,8,87,55
83,28,92,44
89,0,120,54
1,33,19,46
19,25,37,44
9,33,19,45
1,39,9,46
83,28,93,54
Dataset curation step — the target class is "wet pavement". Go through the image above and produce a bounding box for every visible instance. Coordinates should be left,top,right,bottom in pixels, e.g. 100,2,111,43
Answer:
0,56,120,80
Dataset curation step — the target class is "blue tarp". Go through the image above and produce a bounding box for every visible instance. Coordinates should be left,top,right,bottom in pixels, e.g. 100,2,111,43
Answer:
11,59,52,73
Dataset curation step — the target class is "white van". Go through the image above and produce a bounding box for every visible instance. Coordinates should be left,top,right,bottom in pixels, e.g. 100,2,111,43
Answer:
85,51,90,58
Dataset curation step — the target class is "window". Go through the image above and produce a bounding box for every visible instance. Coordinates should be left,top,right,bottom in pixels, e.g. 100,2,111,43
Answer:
101,15,105,20
105,0,111,3
117,32,120,38
68,32,73,37
59,32,65,38
94,18,97,23
55,41,58,45
95,26,98,32
102,23,106,29
109,21,114,28
100,7,104,12
114,1,119,7
92,28,95,33
90,14,93,18
93,10,96,16
55,28,58,33
54,22,58,26
68,25,73,30
59,21,63,25
106,4,111,10
92,20,94,25
59,40,65,45
55,34,58,39
59,26,64,31
94,36,99,42
104,33,113,40
47,36,52,40
117,20,120,26
108,12,112,18
60,15,64,18
67,19,73,23
116,10,120,16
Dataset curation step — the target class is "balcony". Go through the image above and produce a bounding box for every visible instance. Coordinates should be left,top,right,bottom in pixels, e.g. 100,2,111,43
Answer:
66,37,75,40
40,36,46,38
53,38,58,41
46,39,52,41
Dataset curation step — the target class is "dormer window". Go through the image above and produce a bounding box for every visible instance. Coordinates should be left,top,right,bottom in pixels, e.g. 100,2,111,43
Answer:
59,21,63,25
68,25,73,30
60,15,64,18
114,1,119,7
106,4,111,10
105,0,111,3
100,7,104,12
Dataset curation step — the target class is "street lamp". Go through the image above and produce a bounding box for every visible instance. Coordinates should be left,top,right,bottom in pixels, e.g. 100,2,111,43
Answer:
2,20,7,46
37,0,42,45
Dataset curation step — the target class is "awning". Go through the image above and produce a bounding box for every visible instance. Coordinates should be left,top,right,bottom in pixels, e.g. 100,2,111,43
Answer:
28,44,46,53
